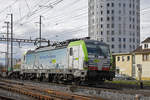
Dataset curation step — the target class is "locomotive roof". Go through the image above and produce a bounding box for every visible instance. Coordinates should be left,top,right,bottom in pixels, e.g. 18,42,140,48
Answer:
84,39,108,46
26,37,108,55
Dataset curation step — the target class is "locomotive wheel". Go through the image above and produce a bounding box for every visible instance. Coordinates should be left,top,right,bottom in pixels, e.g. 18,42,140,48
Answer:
75,78,81,85
58,74,64,84
53,75,59,83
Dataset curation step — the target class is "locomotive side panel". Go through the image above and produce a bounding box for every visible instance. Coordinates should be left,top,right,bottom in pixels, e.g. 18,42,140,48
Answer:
36,48,68,70
22,48,68,71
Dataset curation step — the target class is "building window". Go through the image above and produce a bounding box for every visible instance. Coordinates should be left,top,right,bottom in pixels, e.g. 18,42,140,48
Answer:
112,45,114,49
119,3,121,7
127,56,130,61
123,44,126,49
119,38,121,42
119,10,121,14
101,17,103,21
112,10,114,14
112,3,114,7
119,30,121,34
129,3,131,8
107,17,110,21
143,54,149,61
112,24,114,28
119,17,121,21
112,17,114,21
117,57,120,61
112,37,115,41
129,45,132,49
107,3,110,7
107,31,110,35
129,24,132,29
101,11,103,15
107,37,110,42
144,44,148,49
119,44,121,49
123,38,126,42
129,11,132,15
107,24,110,28
107,10,110,14
112,31,114,35
133,25,135,29
101,31,103,35
133,45,135,49
129,38,132,42
129,17,132,21
133,38,135,43
123,3,126,7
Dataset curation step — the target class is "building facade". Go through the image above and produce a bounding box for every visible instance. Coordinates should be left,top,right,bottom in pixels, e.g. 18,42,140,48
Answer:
114,53,133,76
114,37,150,80
88,0,140,53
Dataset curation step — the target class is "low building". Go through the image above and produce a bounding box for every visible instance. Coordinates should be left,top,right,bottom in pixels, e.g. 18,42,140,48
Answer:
114,53,133,76
133,37,150,80
114,37,150,80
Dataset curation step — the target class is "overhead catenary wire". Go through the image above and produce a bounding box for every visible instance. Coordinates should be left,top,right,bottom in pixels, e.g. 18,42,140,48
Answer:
0,0,18,15
14,0,61,24
24,0,31,13
14,0,85,26
0,0,88,41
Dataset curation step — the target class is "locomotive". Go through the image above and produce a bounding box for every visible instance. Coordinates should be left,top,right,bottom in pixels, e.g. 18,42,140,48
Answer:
11,38,115,84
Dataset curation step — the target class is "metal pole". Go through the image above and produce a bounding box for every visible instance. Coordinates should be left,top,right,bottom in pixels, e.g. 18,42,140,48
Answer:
11,14,13,72
4,21,9,72
39,15,42,47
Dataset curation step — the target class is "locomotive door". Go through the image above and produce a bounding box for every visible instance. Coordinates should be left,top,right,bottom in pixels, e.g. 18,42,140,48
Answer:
68,46,80,69
73,46,80,69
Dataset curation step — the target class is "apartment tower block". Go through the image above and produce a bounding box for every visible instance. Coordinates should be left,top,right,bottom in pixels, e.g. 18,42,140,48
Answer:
88,0,140,53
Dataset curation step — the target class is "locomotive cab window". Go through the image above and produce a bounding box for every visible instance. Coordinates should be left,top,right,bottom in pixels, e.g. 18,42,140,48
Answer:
70,48,73,56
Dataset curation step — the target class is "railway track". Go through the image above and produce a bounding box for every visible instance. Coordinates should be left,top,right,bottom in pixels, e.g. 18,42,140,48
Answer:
0,78,150,100
0,79,105,100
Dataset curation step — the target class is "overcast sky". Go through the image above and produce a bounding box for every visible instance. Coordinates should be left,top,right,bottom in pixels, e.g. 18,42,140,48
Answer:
141,0,150,40
0,0,149,63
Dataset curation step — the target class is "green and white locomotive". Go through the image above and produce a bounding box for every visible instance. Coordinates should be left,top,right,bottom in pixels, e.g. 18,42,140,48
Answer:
20,38,115,84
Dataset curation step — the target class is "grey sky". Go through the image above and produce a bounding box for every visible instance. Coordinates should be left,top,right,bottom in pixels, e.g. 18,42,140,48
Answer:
141,0,150,40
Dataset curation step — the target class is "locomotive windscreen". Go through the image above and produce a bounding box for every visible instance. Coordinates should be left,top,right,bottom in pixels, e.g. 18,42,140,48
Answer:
85,41,110,57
